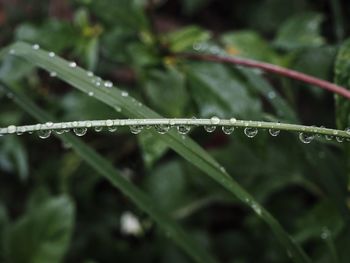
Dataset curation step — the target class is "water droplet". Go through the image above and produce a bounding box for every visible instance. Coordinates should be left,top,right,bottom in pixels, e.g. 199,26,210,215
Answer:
87,71,94,77
104,81,113,88
48,52,55,57
32,44,40,50
336,137,344,143
204,126,216,133
321,227,330,240
333,130,338,135
325,135,333,141
69,61,77,68
269,129,280,137
106,126,116,132
106,119,113,127
210,116,220,125
155,124,170,134
16,127,26,135
252,202,262,215
130,125,143,134
267,91,276,99
88,91,94,96
38,130,51,139
177,125,191,134
244,128,258,138
73,127,87,136
9,49,15,55
222,126,234,135
121,91,129,97
346,127,350,135
94,126,103,132
230,118,237,124
299,133,314,144
55,129,66,135
7,125,16,134
193,42,202,51
72,121,78,127
50,72,57,77
220,166,226,173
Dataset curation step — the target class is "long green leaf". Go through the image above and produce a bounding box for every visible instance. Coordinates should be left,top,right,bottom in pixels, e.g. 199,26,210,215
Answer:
0,81,218,263
1,42,311,263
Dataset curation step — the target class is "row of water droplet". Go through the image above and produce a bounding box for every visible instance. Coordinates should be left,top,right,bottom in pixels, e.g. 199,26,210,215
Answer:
10,44,121,95
2,119,350,143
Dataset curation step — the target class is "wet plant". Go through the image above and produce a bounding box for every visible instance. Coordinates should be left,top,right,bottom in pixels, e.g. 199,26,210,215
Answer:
0,2,350,263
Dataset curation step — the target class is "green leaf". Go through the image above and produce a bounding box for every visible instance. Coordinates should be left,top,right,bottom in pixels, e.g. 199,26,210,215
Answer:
90,0,149,31
221,30,278,63
15,21,77,53
138,130,169,168
1,42,311,263
186,62,262,119
275,12,325,50
4,196,75,263
85,37,99,71
0,83,219,263
239,68,298,122
0,136,29,181
145,161,187,212
164,26,211,52
143,66,188,117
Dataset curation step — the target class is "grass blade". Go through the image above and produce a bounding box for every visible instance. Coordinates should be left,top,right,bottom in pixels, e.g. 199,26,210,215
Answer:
0,81,219,263
1,42,311,263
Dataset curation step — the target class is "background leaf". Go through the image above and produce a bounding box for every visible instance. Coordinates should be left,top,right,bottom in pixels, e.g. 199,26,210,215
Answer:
4,195,75,263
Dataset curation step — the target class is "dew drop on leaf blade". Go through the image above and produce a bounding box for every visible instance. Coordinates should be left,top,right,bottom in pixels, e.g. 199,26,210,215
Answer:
108,126,117,132
130,125,143,134
155,124,170,134
244,128,258,138
222,126,234,135
336,136,344,143
7,125,16,134
37,130,51,139
73,127,87,137
269,129,280,137
94,126,103,132
210,116,220,125
204,126,216,133
299,133,314,144
177,125,191,135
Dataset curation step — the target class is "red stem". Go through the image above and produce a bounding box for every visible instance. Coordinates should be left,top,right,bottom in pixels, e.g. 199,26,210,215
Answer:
179,53,350,100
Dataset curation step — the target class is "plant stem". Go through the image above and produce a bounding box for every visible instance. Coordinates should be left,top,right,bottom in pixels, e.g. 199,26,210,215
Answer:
178,53,350,100
1,118,349,139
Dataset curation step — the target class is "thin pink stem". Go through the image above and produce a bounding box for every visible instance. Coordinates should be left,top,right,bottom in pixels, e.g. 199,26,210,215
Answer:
179,53,350,100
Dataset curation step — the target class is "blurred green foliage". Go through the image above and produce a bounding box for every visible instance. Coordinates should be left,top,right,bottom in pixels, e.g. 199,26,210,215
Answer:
0,0,350,262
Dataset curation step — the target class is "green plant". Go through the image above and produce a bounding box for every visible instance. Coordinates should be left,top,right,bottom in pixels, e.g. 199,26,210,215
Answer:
0,1,349,263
